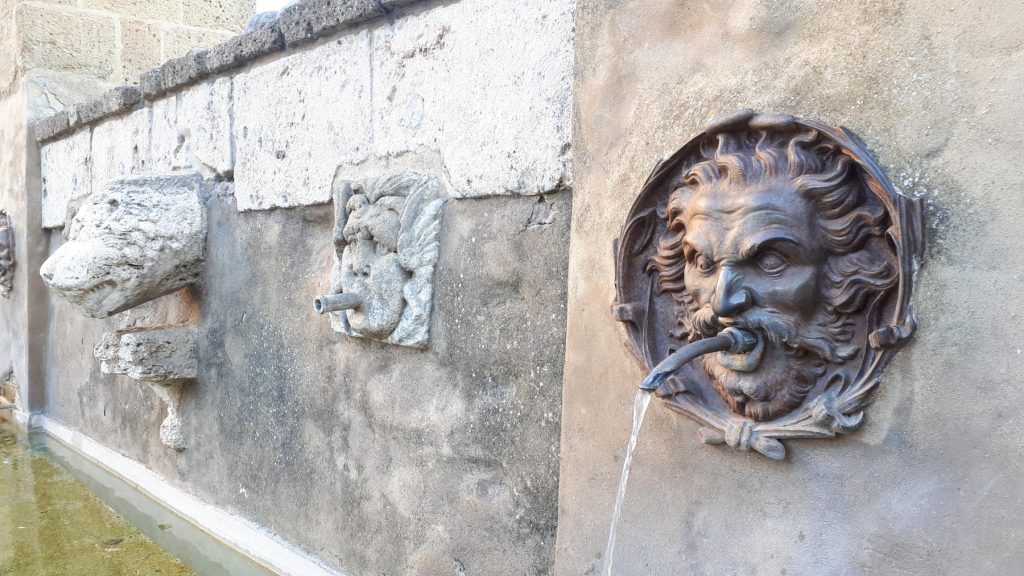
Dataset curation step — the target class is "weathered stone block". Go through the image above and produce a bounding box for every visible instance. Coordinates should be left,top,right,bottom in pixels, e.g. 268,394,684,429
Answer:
159,48,209,92
40,128,91,228
72,85,141,125
120,19,163,82
90,107,150,193
32,109,71,142
95,326,198,383
83,0,178,23
372,0,574,197
152,79,233,176
95,326,198,451
0,0,16,95
278,0,384,47
17,4,118,78
139,67,165,99
162,25,234,63
149,95,185,170
40,172,207,318
233,32,372,210
181,0,252,32
321,173,444,348
205,22,284,73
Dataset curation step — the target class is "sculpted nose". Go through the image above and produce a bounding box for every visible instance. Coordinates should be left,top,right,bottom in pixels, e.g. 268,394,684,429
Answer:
712,265,752,318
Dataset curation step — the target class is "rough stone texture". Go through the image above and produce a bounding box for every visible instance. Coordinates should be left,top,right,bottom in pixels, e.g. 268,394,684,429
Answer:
182,0,251,32
44,187,571,575
120,19,164,82
95,326,198,451
32,109,71,142
95,326,199,383
40,128,91,228
233,32,372,210
556,1,1024,575
278,0,384,47
372,0,574,198
90,107,150,194
139,67,166,99
0,0,18,98
40,172,207,318
72,85,141,125
17,4,118,78
162,26,234,63
205,22,285,74
83,0,178,23
159,49,209,92
151,78,233,177
327,173,443,348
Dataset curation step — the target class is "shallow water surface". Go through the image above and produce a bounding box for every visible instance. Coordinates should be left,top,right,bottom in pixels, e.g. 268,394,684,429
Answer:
0,426,196,576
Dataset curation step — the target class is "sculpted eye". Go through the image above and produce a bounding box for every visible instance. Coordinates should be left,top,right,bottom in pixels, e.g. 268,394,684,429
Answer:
695,254,716,274
757,252,788,274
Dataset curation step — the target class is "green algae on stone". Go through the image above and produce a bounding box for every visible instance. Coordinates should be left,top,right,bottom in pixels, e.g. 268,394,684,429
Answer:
0,428,196,576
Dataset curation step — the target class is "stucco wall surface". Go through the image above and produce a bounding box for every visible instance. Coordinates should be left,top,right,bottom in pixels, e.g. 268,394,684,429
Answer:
557,1,1024,575
37,0,575,573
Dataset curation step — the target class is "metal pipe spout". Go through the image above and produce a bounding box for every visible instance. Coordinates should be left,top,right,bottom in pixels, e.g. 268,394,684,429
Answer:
639,327,757,391
314,292,363,315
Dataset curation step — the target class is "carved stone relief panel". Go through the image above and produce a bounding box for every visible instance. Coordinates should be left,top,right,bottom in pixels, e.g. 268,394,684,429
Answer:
95,326,198,451
613,110,923,459
40,172,207,318
315,173,444,349
0,211,13,297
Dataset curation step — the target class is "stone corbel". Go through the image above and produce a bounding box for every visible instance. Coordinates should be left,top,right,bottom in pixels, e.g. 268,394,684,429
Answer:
94,326,198,451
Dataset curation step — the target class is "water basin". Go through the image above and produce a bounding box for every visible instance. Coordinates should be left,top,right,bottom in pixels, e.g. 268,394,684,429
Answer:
0,424,195,576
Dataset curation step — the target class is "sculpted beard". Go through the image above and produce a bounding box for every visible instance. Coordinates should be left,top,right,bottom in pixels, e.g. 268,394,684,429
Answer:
690,304,853,421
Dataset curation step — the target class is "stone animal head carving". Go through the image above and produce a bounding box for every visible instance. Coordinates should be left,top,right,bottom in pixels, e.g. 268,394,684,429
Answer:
321,172,444,349
615,111,922,459
40,173,206,318
0,211,14,297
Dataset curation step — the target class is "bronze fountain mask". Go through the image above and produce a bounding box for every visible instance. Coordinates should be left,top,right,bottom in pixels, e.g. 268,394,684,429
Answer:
614,110,923,459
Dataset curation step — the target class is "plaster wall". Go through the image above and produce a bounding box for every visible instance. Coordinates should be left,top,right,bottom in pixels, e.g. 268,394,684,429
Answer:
36,0,575,573
557,1,1024,575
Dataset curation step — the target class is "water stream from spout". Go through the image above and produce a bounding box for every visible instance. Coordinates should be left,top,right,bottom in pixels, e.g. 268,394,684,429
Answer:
603,389,652,576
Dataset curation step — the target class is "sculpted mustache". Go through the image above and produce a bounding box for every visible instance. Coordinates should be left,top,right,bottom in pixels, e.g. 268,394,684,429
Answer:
691,306,856,363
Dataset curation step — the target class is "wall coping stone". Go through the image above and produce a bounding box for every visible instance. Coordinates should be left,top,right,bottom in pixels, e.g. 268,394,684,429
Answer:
32,0,425,143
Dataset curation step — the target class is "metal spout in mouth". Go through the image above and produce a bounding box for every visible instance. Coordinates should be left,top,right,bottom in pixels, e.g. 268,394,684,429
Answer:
313,292,363,315
638,327,757,392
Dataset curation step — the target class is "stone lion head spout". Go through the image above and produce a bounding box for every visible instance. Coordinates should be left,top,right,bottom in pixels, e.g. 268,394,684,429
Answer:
40,173,207,319
651,119,898,422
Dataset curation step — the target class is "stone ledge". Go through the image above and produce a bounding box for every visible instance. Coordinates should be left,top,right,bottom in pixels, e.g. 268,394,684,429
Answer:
73,85,142,126
32,0,427,143
278,0,385,47
160,49,210,92
32,110,72,142
206,22,285,74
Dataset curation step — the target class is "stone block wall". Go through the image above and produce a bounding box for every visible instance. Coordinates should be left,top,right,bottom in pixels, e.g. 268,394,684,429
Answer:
10,0,251,118
33,0,575,573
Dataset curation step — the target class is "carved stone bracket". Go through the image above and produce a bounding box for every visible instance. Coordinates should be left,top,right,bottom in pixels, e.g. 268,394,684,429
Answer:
40,172,207,318
0,211,14,297
317,172,445,349
613,110,924,459
94,326,198,451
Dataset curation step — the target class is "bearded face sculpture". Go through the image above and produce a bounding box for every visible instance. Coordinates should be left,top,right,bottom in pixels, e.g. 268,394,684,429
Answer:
40,173,206,318
614,111,922,459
